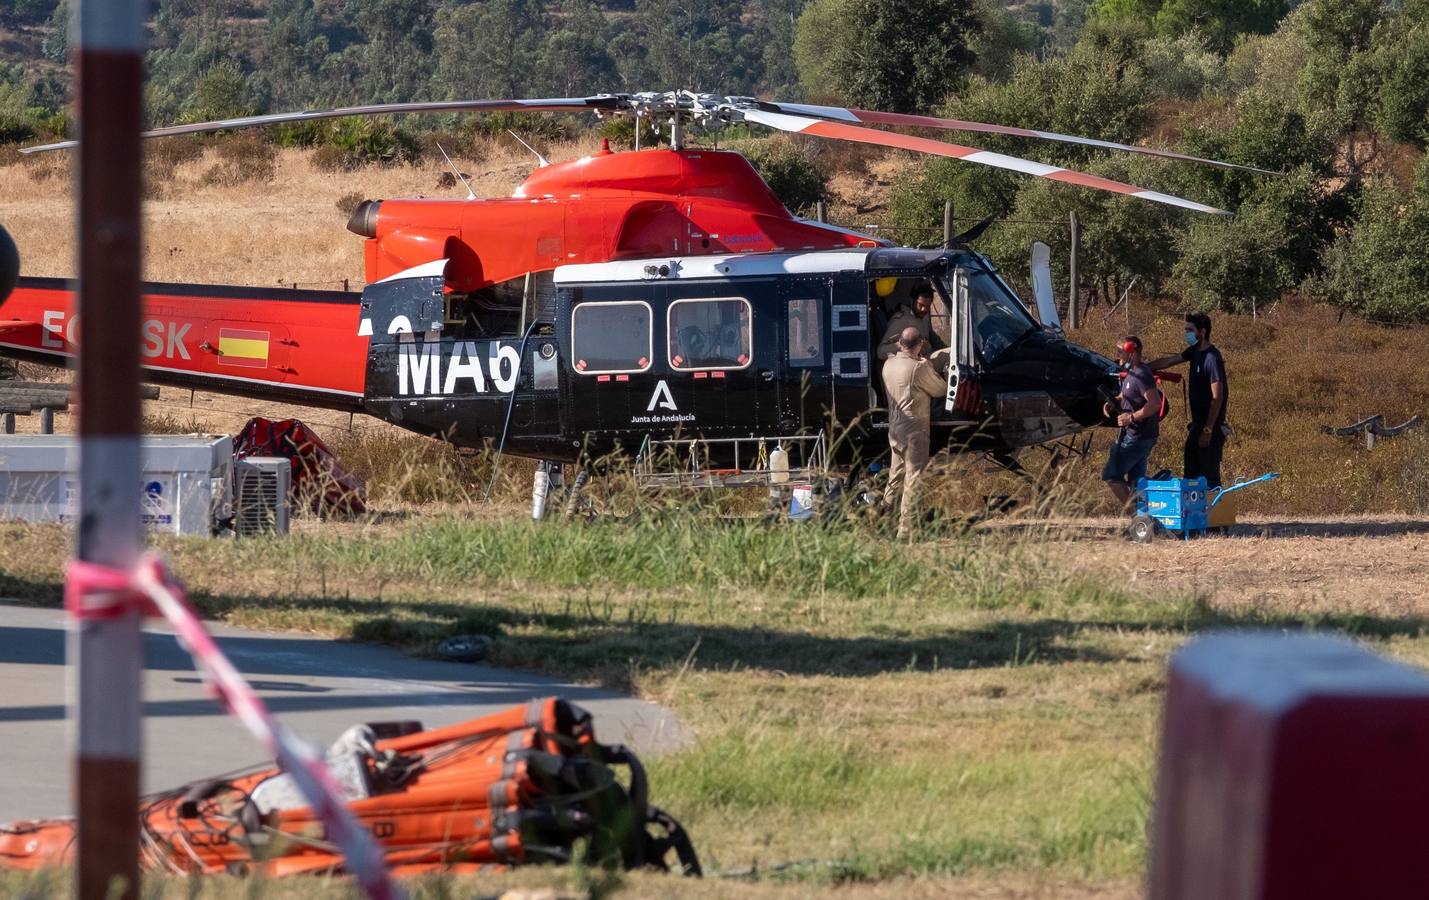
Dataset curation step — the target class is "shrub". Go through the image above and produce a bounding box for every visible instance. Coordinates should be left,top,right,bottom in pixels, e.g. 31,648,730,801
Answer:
737,136,828,215
1169,167,1328,314
335,191,366,217
1308,156,1429,325
599,116,665,151
199,135,277,187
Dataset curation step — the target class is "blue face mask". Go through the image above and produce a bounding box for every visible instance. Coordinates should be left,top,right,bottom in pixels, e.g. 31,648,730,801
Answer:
1184,330,1198,346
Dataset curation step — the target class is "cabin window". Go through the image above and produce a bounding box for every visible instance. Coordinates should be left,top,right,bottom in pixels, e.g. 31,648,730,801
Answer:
571,301,653,374
966,268,1037,363
667,297,752,371
787,298,824,367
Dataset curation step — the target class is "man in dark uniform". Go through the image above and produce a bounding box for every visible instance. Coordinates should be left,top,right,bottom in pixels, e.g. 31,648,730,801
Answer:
1102,336,1161,508
1149,312,1228,488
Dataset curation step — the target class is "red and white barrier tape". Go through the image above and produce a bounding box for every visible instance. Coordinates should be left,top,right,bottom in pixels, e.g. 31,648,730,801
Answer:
65,554,404,900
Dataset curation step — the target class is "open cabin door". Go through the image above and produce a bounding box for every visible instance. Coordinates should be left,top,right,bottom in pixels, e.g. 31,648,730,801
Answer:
944,268,978,417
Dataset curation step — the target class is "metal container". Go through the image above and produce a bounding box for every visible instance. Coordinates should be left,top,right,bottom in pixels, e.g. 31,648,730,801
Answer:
0,434,233,536
1135,476,1210,540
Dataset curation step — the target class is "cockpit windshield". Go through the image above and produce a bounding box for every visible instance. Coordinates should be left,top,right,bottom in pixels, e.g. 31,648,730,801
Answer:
936,264,1039,364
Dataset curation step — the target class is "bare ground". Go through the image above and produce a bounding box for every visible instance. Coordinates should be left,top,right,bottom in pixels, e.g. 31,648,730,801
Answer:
1033,516,1429,618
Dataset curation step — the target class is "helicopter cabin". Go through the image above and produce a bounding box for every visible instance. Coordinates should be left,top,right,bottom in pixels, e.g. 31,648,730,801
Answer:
547,246,1040,473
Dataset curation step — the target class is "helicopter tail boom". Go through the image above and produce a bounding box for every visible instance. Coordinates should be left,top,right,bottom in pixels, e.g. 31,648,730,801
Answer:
0,277,368,411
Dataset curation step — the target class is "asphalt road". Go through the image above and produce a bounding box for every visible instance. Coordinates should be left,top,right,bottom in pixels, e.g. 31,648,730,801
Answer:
0,603,687,821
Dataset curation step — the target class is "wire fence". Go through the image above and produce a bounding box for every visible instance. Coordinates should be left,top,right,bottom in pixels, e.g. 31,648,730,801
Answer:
275,278,354,291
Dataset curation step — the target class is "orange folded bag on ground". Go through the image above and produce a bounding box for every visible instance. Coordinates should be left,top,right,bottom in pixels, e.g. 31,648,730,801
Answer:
0,698,699,880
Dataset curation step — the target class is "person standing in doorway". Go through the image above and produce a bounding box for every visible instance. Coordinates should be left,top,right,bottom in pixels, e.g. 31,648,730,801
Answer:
1149,312,1229,488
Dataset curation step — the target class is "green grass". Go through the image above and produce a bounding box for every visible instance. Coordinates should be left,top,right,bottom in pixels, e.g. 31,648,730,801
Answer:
3,514,1428,896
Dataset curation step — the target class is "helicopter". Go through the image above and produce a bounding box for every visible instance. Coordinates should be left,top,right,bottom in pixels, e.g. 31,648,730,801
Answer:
0,91,1261,510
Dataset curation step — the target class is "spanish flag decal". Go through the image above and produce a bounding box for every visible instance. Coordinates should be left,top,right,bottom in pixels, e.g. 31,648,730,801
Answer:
217,328,270,368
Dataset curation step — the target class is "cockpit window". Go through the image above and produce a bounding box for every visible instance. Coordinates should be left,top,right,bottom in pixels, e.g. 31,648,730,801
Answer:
960,267,1038,363
571,301,652,374
668,297,752,371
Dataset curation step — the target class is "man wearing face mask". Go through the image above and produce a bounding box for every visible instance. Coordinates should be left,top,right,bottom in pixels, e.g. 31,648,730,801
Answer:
1148,312,1229,489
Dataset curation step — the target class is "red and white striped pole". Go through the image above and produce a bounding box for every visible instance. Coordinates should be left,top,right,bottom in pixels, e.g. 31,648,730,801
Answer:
68,2,145,898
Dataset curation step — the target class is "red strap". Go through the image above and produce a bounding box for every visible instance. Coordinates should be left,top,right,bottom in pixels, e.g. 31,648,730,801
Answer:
64,559,159,620
64,554,404,900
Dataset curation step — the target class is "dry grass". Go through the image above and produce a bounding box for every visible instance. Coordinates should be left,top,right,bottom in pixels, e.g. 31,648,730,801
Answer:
1065,298,1429,515
0,134,601,286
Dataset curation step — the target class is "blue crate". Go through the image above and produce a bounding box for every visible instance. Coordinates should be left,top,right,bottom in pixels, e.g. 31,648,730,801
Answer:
1136,476,1210,538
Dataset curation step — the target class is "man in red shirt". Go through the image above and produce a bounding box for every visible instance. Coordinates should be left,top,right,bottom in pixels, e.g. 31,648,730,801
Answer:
1103,336,1162,508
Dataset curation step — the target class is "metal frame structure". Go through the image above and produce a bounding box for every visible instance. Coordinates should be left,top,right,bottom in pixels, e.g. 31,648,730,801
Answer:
634,432,828,491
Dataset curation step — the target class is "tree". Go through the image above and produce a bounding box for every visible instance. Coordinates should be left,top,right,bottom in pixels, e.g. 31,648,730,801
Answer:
41,0,67,63
433,0,544,100
753,0,807,98
1292,0,1383,136
346,0,437,103
145,0,263,124
0,0,58,28
970,0,1042,81
261,0,331,109
634,0,761,93
1089,0,1290,52
1310,156,1429,325
942,25,1155,167
794,0,981,112
1371,6,1429,148
1170,168,1325,314
535,0,619,97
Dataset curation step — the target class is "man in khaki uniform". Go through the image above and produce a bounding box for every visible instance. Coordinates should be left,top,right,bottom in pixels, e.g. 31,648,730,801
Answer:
881,326,947,539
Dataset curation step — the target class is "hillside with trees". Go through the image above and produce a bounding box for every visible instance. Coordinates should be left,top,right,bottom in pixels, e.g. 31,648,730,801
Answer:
4,0,1429,323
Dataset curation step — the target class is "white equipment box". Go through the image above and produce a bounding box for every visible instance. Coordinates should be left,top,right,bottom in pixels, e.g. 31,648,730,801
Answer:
0,434,233,536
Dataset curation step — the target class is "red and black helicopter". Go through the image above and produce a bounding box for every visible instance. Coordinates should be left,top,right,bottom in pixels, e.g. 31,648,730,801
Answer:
0,91,1260,497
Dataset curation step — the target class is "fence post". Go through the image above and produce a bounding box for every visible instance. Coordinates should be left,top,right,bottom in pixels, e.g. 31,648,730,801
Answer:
816,199,827,223
943,201,954,248
1068,211,1081,330
71,2,146,899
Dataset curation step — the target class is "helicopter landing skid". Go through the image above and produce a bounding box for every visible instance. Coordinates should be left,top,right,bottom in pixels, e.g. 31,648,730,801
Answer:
1037,433,1095,467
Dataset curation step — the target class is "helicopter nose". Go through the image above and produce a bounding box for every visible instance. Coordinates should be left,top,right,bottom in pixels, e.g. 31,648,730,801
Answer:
1062,345,1121,427
1051,340,1120,427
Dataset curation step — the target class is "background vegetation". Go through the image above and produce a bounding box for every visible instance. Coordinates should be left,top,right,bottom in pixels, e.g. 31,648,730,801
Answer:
6,1,1429,321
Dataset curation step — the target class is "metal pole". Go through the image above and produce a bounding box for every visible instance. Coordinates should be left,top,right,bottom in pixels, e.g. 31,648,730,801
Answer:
943,201,954,248
816,200,827,223
1068,211,1080,330
71,3,145,899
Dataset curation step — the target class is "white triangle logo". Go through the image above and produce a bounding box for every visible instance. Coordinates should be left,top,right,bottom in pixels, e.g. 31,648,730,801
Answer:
647,379,678,412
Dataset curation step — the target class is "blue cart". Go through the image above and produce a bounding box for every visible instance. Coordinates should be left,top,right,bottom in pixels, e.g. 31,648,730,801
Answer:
1129,472,1280,543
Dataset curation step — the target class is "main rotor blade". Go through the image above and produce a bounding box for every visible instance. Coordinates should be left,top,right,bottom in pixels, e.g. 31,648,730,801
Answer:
753,101,1278,177
742,108,1230,216
20,97,626,154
